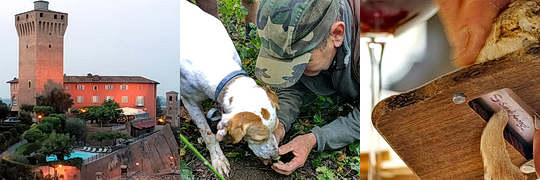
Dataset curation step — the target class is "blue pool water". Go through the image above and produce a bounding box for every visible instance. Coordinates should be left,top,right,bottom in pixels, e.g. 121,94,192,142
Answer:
46,151,96,162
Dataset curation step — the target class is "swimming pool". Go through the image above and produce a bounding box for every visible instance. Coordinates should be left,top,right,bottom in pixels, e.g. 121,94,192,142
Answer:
46,151,97,162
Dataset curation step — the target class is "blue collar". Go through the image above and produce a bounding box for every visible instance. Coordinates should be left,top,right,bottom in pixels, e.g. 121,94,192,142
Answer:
215,70,248,101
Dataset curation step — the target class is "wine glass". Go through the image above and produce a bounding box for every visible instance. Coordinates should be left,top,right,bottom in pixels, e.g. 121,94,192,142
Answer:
360,0,438,179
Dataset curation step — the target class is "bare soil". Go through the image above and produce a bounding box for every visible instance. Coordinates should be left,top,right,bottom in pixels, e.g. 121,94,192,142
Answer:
179,97,359,180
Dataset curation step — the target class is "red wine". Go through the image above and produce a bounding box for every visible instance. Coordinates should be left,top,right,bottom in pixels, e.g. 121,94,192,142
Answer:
360,0,437,36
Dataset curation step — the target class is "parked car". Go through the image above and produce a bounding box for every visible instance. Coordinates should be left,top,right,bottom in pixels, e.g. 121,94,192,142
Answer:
4,117,19,123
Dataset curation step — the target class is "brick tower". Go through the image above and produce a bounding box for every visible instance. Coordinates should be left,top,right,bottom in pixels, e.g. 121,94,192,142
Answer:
15,1,67,106
165,91,179,128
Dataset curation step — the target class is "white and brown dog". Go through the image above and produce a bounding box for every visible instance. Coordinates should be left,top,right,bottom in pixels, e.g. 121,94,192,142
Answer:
180,0,279,176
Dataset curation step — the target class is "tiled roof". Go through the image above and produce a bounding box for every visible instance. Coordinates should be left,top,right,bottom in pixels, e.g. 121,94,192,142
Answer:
64,74,159,84
6,78,18,83
6,74,159,84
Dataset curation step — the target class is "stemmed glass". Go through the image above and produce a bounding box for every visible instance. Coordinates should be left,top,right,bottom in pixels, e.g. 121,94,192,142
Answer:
360,0,438,179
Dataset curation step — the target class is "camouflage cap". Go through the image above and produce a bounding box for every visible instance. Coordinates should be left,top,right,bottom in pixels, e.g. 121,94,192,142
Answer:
255,0,339,88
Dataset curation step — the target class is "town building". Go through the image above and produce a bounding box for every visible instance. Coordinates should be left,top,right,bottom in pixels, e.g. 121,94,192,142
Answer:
165,91,179,128
6,1,159,118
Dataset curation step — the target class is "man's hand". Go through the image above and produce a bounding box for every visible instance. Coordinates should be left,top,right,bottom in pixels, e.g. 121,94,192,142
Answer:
271,133,317,175
435,0,513,66
274,122,286,144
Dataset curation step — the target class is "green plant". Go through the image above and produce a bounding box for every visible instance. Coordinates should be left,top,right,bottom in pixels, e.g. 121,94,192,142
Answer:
36,88,74,113
90,130,130,145
65,118,85,141
20,104,35,112
17,111,33,125
0,100,9,120
36,122,54,134
42,116,61,132
23,125,46,143
23,142,42,155
316,166,337,180
180,160,194,180
40,131,73,161
33,106,53,117
179,133,225,180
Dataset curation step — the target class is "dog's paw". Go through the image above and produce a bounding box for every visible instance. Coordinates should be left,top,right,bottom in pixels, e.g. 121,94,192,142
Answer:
208,145,231,177
211,153,230,177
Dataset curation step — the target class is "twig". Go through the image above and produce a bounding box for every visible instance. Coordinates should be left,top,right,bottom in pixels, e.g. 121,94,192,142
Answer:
179,133,226,180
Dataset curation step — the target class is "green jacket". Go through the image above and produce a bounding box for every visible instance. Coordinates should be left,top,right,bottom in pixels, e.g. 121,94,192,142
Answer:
277,0,359,152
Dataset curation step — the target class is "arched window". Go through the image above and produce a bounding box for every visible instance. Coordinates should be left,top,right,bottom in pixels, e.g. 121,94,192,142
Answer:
12,96,17,105
28,80,32,88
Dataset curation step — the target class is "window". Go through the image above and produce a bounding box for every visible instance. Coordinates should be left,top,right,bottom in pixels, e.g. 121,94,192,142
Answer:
12,96,17,106
76,84,85,90
105,85,114,90
65,85,70,90
61,15,64,20
28,80,31,88
93,85,98,91
26,14,28,19
122,96,128,103
49,44,51,48
169,96,172,101
17,16,19,21
54,15,57,19
77,96,84,103
92,96,99,103
40,13,43,17
106,96,114,101
120,85,128,90
136,96,144,107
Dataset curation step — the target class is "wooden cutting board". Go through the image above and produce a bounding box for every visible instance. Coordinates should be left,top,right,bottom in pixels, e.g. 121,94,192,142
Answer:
372,44,540,179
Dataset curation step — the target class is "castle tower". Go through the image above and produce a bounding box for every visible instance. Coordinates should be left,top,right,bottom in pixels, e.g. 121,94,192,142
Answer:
165,91,179,128
15,1,67,106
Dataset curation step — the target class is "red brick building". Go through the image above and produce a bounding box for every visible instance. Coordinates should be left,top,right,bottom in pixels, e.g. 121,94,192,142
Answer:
7,1,159,118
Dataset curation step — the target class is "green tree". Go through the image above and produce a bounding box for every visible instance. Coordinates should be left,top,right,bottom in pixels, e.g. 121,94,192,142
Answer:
90,131,107,145
49,113,66,133
19,104,34,112
17,111,33,125
110,131,130,144
0,100,9,120
90,130,129,145
22,142,41,156
73,106,98,123
40,132,73,161
90,100,121,127
41,116,61,131
156,96,164,117
36,122,53,134
33,106,53,117
23,124,45,143
36,88,74,113
65,118,85,141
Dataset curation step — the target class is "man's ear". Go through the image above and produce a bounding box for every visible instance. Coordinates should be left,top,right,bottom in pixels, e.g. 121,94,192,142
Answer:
330,21,345,48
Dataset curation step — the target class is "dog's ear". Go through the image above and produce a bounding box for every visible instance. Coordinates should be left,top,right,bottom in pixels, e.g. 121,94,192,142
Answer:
226,112,266,144
246,123,270,144
263,85,279,110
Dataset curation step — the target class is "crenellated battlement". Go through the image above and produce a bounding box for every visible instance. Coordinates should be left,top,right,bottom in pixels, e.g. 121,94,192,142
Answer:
15,9,68,37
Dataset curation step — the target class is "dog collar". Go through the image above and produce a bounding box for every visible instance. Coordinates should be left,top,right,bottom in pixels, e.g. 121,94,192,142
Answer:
215,69,248,102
